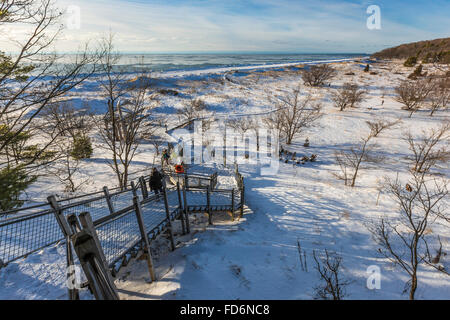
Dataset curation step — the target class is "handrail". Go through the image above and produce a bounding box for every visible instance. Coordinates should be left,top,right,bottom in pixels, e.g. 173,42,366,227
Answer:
0,171,245,269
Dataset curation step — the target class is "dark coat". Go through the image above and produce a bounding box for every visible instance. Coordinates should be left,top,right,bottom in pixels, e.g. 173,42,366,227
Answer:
149,171,163,191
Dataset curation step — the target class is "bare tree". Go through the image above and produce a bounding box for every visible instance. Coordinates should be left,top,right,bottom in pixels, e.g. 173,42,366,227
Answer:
97,81,156,189
429,78,450,116
332,83,367,111
263,108,284,142
0,1,101,208
42,102,92,140
371,173,449,300
366,118,402,137
334,132,381,187
46,139,90,193
267,86,322,145
0,0,101,161
334,132,384,188
312,249,351,300
394,79,434,117
40,102,93,193
248,117,261,151
405,122,450,174
227,117,253,138
302,64,336,87
177,98,208,123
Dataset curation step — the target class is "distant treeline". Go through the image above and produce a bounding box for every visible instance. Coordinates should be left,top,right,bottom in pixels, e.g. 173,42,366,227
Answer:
372,37,450,64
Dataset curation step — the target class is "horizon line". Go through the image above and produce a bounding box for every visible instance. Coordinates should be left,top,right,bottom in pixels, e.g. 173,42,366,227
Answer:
48,51,371,55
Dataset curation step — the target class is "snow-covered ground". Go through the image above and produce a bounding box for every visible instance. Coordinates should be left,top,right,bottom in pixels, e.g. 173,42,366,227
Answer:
1,59,449,299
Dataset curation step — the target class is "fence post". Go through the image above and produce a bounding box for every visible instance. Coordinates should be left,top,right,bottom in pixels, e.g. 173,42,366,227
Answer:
132,197,157,282
131,181,138,198
139,176,149,199
78,212,113,282
231,189,235,221
72,212,119,300
162,186,176,251
240,183,245,218
183,175,190,234
48,195,79,300
103,187,115,215
177,182,186,235
48,195,72,237
207,187,212,225
185,173,189,189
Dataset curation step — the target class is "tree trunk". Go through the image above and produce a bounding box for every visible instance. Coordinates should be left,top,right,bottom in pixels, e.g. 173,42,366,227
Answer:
409,273,417,300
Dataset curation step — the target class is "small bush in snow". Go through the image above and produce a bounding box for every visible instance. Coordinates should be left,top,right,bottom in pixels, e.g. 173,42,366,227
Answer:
333,132,382,187
331,83,367,111
0,165,36,211
301,64,336,87
404,56,418,67
70,135,93,160
313,249,351,300
429,78,450,116
408,64,424,79
394,79,434,117
366,118,401,137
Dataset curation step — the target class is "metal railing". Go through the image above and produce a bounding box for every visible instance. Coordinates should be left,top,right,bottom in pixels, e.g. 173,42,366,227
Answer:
0,170,245,270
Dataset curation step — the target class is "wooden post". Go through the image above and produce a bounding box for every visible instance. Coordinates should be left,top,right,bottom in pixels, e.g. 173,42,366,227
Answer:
67,214,82,234
231,189,235,221
207,187,212,225
185,173,189,189
103,187,115,215
162,186,176,251
177,182,186,235
183,175,190,234
71,213,120,300
65,234,80,300
48,195,72,237
133,197,157,282
131,181,138,198
139,176,149,199
78,212,112,280
240,184,245,218
48,195,79,300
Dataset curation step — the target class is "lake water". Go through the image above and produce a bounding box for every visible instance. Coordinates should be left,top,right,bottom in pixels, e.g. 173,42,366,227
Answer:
107,53,365,73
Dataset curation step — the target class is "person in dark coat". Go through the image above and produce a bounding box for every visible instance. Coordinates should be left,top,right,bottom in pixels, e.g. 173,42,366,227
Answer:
149,168,164,197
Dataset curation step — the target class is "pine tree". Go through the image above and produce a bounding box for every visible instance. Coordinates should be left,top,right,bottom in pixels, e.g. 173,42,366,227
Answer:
0,166,36,211
70,135,93,160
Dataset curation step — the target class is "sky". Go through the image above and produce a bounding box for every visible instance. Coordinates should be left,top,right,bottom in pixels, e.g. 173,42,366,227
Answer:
3,0,450,53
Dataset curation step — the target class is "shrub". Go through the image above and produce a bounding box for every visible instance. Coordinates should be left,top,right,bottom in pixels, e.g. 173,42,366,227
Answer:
404,56,418,67
0,166,36,211
331,83,367,111
408,64,424,79
301,64,336,87
394,79,434,117
70,135,93,160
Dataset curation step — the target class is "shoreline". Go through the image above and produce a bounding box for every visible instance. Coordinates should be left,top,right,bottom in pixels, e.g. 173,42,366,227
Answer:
135,57,370,79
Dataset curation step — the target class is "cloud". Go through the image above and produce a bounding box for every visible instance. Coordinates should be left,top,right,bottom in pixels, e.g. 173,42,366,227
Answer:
3,0,449,53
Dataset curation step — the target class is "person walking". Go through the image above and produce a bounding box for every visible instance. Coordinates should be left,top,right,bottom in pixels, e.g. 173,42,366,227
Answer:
149,168,164,200
162,149,170,167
